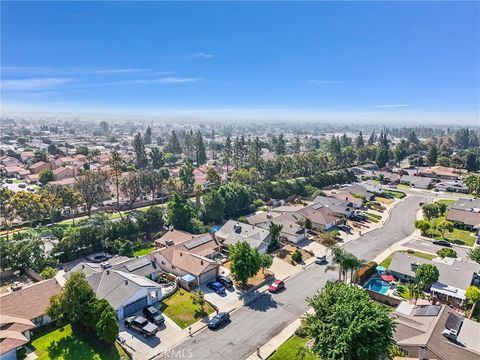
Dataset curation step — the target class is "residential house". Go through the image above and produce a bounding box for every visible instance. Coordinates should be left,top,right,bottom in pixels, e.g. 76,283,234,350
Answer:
3,166,25,178
330,190,363,208
86,269,165,319
19,151,34,163
434,180,469,194
312,195,354,218
52,166,76,181
388,252,480,306
29,161,51,174
155,228,197,249
392,302,480,360
419,166,462,180
48,177,77,187
399,175,434,190
344,184,375,201
0,279,62,360
446,198,480,230
297,203,340,230
149,234,221,287
247,211,306,243
216,220,271,253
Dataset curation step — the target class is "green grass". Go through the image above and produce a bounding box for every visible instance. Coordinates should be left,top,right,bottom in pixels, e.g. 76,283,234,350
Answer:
132,244,156,257
379,250,435,269
30,324,127,360
365,212,382,223
436,199,455,206
383,190,406,199
267,335,317,360
425,215,476,247
161,289,215,328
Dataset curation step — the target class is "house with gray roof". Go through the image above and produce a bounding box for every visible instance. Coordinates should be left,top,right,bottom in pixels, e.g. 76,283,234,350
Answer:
216,220,271,253
392,302,480,360
86,269,164,319
399,175,434,189
247,211,306,243
344,184,375,201
312,196,354,218
389,252,480,305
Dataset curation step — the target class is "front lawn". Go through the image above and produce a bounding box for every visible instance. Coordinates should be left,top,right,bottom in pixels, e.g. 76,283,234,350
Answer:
132,244,156,257
267,335,317,360
365,212,382,223
383,190,406,199
160,289,215,328
426,215,476,246
30,324,128,360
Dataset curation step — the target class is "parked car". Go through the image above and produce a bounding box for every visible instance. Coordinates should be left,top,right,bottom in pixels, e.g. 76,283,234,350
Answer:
433,240,451,247
207,312,230,329
315,255,327,265
18,183,26,188
216,275,234,289
27,187,35,192
268,280,285,293
6,179,13,184
207,281,226,293
124,316,158,338
143,306,165,325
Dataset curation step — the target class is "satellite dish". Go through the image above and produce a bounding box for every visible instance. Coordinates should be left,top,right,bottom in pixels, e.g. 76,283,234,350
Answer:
13,270,21,276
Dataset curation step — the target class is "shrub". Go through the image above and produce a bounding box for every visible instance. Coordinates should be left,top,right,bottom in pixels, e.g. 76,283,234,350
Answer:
291,250,303,264
355,261,378,284
252,199,265,208
436,248,457,258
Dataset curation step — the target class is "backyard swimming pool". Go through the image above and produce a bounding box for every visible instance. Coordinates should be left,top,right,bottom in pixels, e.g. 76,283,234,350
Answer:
364,278,391,294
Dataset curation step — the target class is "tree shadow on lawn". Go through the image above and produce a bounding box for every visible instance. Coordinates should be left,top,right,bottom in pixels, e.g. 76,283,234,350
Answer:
46,325,120,360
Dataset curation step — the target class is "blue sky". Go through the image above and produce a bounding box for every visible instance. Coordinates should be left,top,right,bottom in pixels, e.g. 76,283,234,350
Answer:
1,1,479,124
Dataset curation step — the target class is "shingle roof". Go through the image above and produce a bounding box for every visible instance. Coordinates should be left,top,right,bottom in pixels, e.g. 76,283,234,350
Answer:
0,279,62,321
446,209,480,227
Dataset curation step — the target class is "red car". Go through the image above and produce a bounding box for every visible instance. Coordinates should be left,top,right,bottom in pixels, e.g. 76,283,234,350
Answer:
268,280,285,293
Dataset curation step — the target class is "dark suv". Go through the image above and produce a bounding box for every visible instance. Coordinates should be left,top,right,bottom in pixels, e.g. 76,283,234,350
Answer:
124,316,158,338
207,312,230,329
216,275,234,289
143,306,165,325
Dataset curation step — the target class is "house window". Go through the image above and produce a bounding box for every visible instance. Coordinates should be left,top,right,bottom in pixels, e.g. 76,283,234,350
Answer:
171,265,175,269
161,261,165,265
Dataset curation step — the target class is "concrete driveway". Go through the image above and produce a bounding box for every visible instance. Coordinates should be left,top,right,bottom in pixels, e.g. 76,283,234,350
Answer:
404,237,471,259
200,283,240,312
118,312,182,357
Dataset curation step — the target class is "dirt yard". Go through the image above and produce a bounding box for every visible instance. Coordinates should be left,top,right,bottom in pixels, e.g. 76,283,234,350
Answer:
273,243,313,265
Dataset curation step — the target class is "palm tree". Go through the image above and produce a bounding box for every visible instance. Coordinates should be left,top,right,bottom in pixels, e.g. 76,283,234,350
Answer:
193,184,203,215
108,149,125,216
268,223,283,250
407,282,422,305
325,246,347,282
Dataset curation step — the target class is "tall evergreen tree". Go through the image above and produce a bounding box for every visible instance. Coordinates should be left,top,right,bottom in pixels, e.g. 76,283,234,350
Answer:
355,131,365,149
293,135,301,153
133,133,148,168
248,136,262,169
143,125,152,145
194,131,208,166
275,133,286,155
165,130,183,155
367,131,376,145
223,136,233,176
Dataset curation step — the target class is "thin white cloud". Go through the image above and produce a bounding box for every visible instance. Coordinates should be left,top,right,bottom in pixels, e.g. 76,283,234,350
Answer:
1,78,73,90
307,80,343,84
127,77,204,84
82,68,149,75
186,52,215,59
372,104,410,108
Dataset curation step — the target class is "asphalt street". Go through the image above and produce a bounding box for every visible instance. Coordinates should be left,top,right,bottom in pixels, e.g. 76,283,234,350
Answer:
165,195,426,360
343,195,426,260
404,238,471,259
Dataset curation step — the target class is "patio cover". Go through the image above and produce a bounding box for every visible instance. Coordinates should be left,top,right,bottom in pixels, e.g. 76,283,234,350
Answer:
431,282,466,301
181,274,196,283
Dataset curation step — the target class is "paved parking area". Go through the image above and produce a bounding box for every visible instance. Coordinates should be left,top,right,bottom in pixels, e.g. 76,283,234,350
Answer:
200,283,240,311
118,311,182,358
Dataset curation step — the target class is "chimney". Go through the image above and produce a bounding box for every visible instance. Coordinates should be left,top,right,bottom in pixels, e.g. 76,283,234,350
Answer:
82,264,85,269
125,280,128,285
201,260,204,265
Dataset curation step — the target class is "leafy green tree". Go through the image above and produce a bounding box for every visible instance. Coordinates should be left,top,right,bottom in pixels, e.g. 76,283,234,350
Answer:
191,290,206,312
415,220,431,236
141,169,168,203
39,169,55,184
108,149,125,211
150,146,165,169
305,281,394,360
222,136,233,176
438,220,453,238
94,301,118,343
205,166,221,188
217,183,253,218
75,171,109,216
201,190,225,223
436,248,457,258
468,247,480,264
166,192,196,232
422,203,440,221
179,159,195,195
164,152,178,167
375,143,389,168
465,151,479,172
99,121,109,133
47,271,96,326
464,174,480,194
268,223,283,250
415,263,439,289
259,253,273,274
229,241,262,287
119,172,144,208
354,132,365,149
466,286,480,319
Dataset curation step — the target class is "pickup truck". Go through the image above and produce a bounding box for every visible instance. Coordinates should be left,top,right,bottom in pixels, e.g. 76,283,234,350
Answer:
124,316,158,338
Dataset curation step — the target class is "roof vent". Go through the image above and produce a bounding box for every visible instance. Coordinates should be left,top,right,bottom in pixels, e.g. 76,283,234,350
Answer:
201,260,204,265
82,264,85,269
106,270,110,275
125,280,128,285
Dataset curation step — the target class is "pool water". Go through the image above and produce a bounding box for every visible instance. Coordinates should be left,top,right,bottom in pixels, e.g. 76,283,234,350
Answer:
364,278,391,294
